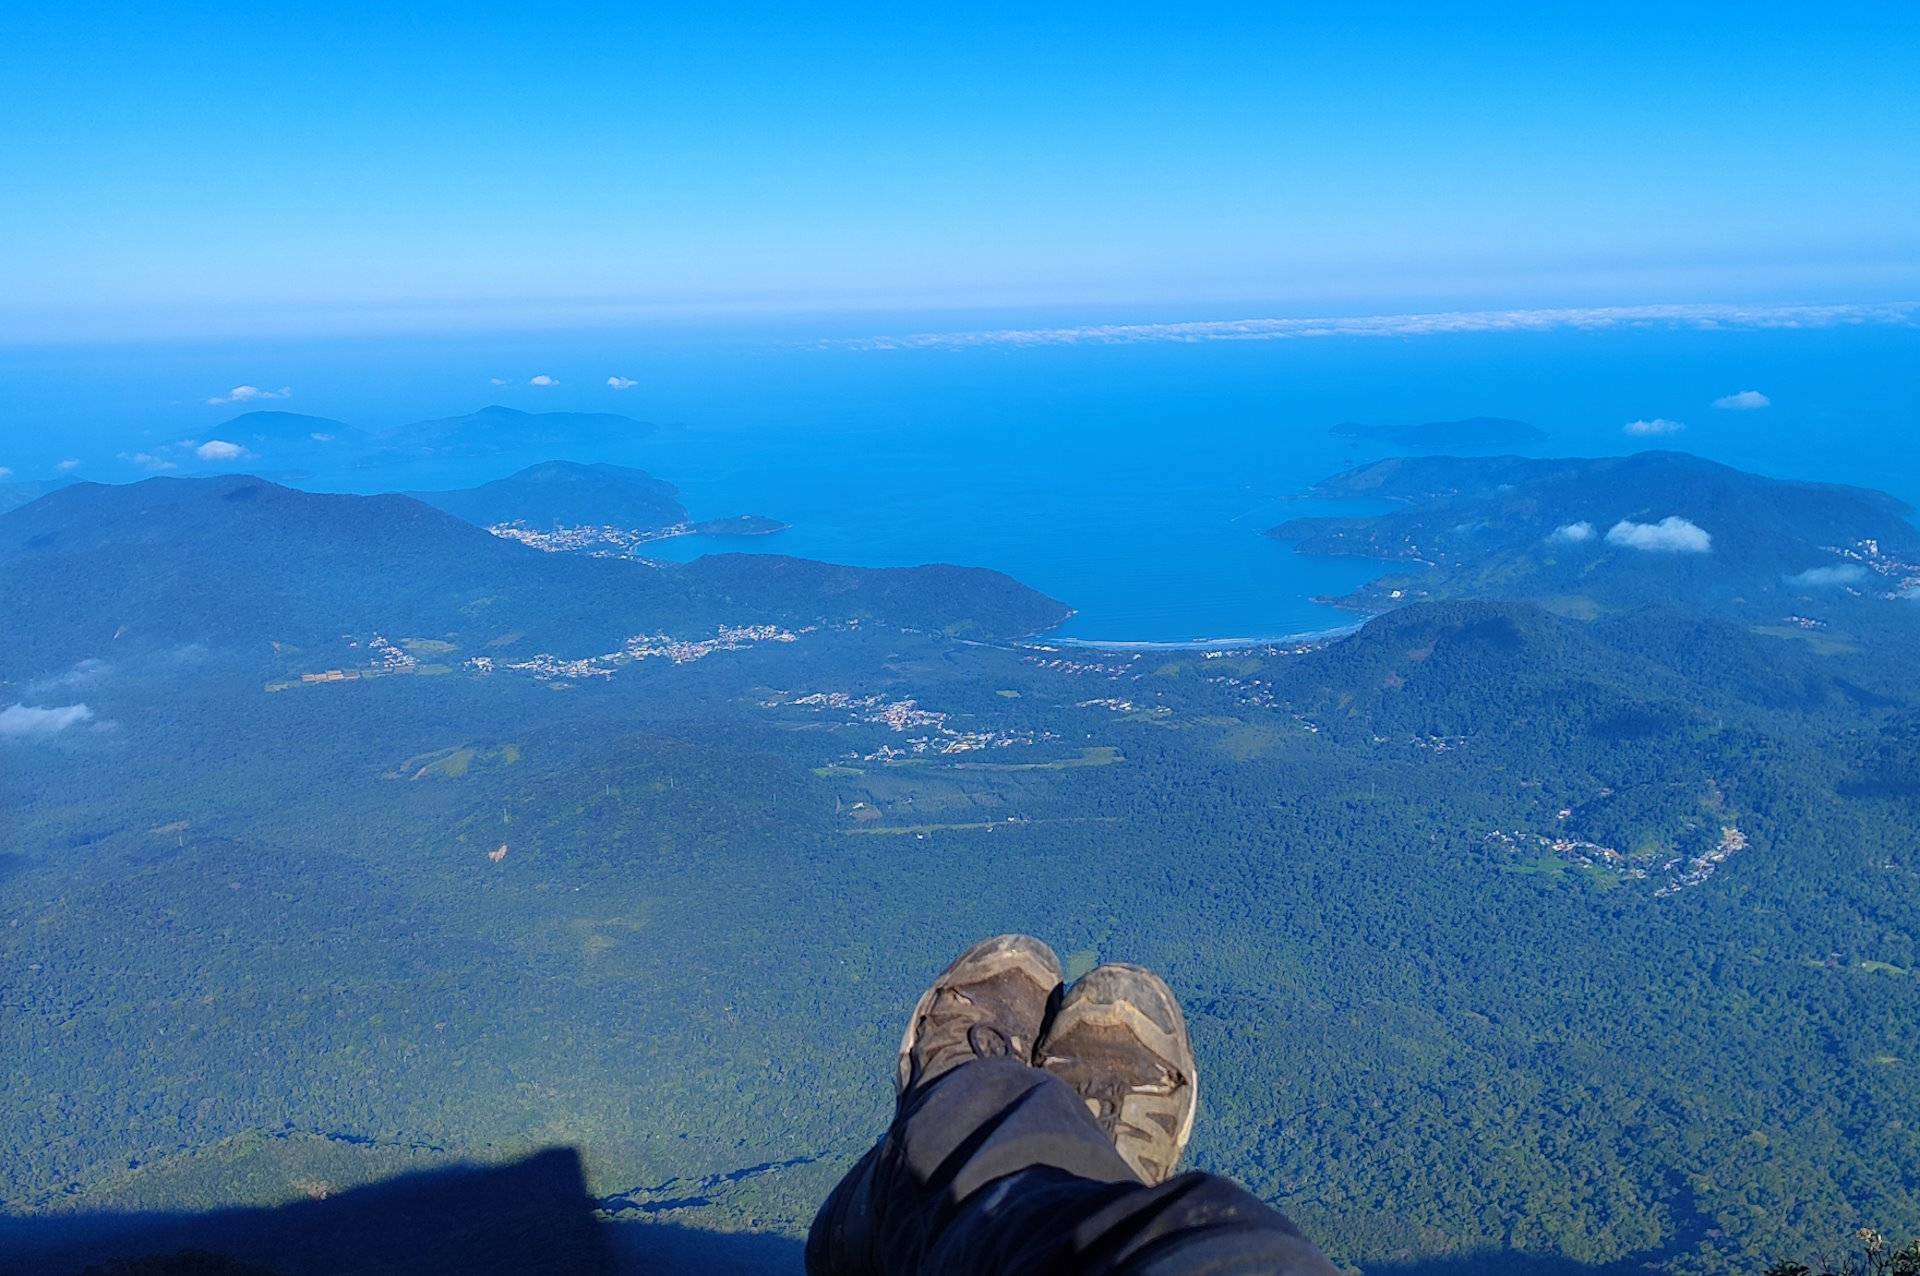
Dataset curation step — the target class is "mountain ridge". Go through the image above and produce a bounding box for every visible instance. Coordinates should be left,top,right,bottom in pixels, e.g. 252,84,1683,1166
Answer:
0,475,1069,677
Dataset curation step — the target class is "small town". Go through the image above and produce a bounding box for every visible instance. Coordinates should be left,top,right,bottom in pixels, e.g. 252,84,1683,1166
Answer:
764,688,1056,760
1021,651,1141,678
486,520,695,559
488,623,805,680
1076,696,1171,716
273,624,808,690
1485,819,1750,896
1824,537,1920,599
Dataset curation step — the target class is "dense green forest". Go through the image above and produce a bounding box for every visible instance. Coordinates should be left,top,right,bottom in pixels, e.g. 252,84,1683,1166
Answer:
2,469,1917,1273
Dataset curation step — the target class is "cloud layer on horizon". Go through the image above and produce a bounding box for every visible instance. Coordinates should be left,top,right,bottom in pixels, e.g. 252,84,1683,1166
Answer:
1606,516,1712,553
840,302,1918,352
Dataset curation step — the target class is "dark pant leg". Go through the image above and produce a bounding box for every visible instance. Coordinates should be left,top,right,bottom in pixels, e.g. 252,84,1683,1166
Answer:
807,1058,1336,1276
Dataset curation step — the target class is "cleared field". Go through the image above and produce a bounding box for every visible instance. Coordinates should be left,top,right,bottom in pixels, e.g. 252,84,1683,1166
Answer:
949,746,1122,771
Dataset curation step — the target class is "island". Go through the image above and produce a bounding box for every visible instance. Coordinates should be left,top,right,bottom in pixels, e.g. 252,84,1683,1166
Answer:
1270,451,1920,633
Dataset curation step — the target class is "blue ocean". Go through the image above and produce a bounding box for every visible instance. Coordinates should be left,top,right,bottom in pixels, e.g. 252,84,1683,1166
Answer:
9,320,1918,642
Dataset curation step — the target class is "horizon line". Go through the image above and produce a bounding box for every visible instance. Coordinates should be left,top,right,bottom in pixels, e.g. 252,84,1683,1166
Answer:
833,301,1920,351
4,295,1917,350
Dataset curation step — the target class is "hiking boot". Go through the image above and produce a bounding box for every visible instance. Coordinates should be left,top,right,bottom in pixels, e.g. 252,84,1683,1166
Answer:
1035,962,1198,1185
896,934,1063,1099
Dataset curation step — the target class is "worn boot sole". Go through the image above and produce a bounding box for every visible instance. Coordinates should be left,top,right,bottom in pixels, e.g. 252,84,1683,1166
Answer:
896,934,1063,1098
1035,962,1198,1185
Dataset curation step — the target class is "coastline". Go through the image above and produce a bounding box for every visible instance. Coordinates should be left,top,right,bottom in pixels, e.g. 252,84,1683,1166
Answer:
1032,624,1362,653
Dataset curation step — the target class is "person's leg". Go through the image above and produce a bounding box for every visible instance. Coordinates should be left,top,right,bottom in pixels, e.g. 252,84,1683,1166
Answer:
811,1055,1333,1275
808,937,1338,1275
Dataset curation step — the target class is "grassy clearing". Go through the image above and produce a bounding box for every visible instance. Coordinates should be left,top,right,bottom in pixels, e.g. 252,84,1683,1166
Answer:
387,743,522,781
1216,725,1282,761
950,746,1121,771
1751,625,1862,656
1541,595,1604,621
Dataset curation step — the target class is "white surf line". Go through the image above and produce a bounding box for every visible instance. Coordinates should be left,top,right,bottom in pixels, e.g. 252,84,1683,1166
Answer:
1035,626,1362,652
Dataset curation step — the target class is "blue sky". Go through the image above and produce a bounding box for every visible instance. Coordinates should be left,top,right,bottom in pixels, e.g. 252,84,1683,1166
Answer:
3,4,1917,341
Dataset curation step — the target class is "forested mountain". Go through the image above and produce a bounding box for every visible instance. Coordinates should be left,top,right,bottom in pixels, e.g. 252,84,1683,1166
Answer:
0,476,1069,676
1273,451,1920,626
363,405,655,463
0,477,74,516
411,460,690,530
211,410,366,448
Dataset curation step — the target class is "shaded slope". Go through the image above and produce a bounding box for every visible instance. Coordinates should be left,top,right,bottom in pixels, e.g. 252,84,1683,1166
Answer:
0,477,1069,676
410,461,689,530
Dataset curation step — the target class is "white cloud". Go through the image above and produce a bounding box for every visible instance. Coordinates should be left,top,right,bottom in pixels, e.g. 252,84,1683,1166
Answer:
310,432,335,443
56,458,80,472
841,302,1920,352
529,374,558,386
607,375,638,390
1624,418,1686,436
0,702,94,738
1606,516,1713,554
489,377,508,386
1784,564,1868,588
196,440,247,461
25,658,111,698
1713,389,1771,411
1550,521,1596,543
120,451,178,471
207,385,291,406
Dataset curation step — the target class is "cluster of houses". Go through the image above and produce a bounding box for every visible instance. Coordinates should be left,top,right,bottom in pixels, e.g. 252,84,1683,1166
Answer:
767,689,1055,762
483,623,806,681
487,520,688,559
1484,819,1749,897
